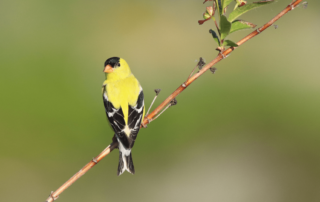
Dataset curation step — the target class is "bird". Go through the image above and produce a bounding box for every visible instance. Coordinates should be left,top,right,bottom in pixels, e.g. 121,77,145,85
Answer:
102,57,145,176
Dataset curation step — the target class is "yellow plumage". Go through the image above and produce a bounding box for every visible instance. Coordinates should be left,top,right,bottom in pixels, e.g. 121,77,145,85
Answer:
102,57,145,175
103,76,141,122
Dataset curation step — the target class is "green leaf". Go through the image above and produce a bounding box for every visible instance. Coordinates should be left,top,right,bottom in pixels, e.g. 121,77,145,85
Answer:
223,0,234,10
209,29,220,46
228,0,274,22
219,15,231,40
223,40,239,47
230,20,257,34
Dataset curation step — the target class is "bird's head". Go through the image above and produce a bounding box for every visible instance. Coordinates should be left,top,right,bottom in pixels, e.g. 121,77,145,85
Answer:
104,57,131,80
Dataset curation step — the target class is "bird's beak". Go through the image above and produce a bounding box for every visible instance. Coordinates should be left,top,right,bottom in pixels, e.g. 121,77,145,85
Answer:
104,64,113,73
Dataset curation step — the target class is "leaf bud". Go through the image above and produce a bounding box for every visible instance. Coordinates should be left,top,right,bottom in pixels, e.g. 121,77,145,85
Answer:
203,12,211,20
206,6,214,16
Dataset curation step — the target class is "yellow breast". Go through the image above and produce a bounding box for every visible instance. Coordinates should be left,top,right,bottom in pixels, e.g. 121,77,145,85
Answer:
103,74,140,124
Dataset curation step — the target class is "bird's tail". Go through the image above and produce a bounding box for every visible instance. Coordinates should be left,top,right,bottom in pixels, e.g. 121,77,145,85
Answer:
117,149,135,176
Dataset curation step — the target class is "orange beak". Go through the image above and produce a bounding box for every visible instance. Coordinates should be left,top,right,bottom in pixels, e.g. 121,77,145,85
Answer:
103,64,113,73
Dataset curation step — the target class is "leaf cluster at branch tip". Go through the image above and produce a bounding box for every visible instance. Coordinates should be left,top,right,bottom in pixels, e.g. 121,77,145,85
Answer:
199,0,274,51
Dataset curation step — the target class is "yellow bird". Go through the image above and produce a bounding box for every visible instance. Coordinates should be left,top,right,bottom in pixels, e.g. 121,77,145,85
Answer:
102,57,145,176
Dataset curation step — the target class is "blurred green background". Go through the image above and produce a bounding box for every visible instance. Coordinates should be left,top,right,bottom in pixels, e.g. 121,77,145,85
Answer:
1,0,320,202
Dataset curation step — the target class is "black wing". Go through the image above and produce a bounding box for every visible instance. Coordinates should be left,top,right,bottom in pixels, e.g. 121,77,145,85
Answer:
127,89,144,147
103,85,144,149
103,85,129,148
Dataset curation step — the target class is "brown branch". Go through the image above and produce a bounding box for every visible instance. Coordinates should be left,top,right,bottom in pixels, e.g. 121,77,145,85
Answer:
46,142,118,202
45,1,303,201
142,0,302,128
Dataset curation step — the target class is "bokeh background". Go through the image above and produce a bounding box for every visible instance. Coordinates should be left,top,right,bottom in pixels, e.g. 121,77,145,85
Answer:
1,1,320,202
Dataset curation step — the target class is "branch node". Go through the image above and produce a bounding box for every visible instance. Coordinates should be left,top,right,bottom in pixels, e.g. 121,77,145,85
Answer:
92,158,98,164
220,52,226,59
290,4,295,10
182,83,186,88
170,98,178,106
141,123,148,128
256,28,261,33
141,117,152,128
49,191,59,201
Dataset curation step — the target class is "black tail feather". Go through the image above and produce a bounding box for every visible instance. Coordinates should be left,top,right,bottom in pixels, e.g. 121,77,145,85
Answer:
126,152,135,174
117,151,124,176
117,151,135,176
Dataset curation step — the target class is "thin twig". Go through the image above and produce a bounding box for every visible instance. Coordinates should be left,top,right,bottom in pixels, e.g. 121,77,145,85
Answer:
45,1,303,201
150,103,171,122
214,20,221,36
188,63,200,81
149,98,177,123
187,57,206,80
146,89,161,116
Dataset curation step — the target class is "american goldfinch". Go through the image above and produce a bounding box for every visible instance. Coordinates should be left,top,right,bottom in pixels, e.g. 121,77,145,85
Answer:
102,57,145,176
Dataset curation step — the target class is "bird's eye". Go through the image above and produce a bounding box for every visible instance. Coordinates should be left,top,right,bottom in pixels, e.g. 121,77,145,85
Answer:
117,63,121,67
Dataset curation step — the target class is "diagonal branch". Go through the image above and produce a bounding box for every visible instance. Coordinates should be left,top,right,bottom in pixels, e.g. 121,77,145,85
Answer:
45,1,303,201
46,142,119,202
142,1,302,128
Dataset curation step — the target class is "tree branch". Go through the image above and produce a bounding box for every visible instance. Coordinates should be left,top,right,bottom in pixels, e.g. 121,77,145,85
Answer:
45,1,303,201
142,0,302,127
